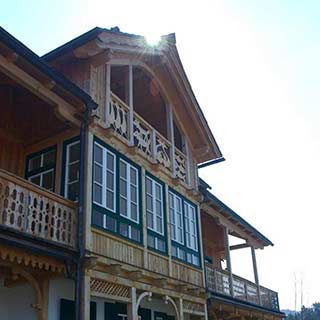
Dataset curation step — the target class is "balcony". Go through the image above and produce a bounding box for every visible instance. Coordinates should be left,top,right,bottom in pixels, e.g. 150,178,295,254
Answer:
205,264,279,311
103,92,193,187
0,169,77,248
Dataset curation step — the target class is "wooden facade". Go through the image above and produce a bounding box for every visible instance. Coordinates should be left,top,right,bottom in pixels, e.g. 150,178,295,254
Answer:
0,26,284,320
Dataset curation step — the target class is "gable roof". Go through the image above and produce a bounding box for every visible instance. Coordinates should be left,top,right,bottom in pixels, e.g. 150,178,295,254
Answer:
42,26,223,163
199,178,273,247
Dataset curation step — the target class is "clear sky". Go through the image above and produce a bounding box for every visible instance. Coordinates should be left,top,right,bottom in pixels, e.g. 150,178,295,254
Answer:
2,0,319,310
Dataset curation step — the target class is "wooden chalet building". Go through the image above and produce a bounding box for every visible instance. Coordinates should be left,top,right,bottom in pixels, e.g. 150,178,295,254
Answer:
0,26,285,320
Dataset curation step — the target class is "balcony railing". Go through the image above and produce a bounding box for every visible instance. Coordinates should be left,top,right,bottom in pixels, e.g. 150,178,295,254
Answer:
0,169,77,248
205,264,279,311
108,92,190,186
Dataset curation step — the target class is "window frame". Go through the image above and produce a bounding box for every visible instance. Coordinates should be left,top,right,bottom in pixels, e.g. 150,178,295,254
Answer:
25,145,57,192
145,172,167,255
169,188,201,268
62,137,81,201
91,137,143,244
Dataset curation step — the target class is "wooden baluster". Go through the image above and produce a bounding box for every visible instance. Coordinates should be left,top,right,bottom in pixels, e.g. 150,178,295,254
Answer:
151,129,157,163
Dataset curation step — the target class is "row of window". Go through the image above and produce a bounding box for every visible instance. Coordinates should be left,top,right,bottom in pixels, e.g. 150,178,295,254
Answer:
25,137,200,267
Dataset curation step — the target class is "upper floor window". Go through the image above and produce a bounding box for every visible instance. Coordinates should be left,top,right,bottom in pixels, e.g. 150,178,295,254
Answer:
93,142,116,212
146,175,166,253
92,139,141,243
169,189,200,267
26,147,56,192
64,139,80,201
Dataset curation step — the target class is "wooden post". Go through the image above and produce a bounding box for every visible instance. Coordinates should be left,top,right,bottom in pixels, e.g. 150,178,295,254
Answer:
105,63,111,126
128,287,137,320
167,104,176,177
223,226,234,297
185,140,192,187
179,297,184,320
83,273,91,320
141,168,148,269
251,246,262,305
165,184,172,276
151,129,157,163
128,64,134,146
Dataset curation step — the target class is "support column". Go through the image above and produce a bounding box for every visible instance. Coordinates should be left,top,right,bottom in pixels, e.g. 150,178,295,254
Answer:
223,226,234,297
167,104,176,177
105,63,111,126
179,298,184,320
128,64,134,146
251,246,262,305
128,287,137,320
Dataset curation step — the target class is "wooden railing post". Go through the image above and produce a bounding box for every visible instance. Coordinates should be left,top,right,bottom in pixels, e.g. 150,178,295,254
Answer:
128,64,134,146
224,226,234,297
151,129,157,163
105,63,111,126
251,246,262,305
167,104,176,177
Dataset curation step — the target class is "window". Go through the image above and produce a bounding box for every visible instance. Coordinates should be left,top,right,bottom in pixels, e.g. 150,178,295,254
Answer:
119,160,139,223
169,192,184,244
92,140,141,243
26,147,56,191
146,175,166,253
169,190,200,267
184,202,198,251
93,142,116,212
64,140,80,201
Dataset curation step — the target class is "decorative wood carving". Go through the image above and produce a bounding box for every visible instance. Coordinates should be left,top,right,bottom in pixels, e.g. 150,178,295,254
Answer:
109,93,129,139
183,300,205,314
90,278,130,300
0,169,77,248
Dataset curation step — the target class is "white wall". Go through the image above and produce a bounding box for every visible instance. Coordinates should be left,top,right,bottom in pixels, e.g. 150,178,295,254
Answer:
0,279,37,320
48,278,74,320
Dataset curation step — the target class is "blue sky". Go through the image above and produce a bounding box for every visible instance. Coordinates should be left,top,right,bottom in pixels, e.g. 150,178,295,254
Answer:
2,0,320,310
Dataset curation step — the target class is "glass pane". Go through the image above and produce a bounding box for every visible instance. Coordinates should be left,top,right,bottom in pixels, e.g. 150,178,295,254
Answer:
68,162,79,182
120,179,127,197
120,197,127,216
120,161,126,178
119,223,129,237
42,171,54,190
147,234,155,248
106,152,114,171
131,186,137,202
29,155,41,171
106,190,114,210
69,143,80,163
169,193,174,207
157,239,165,252
94,164,102,184
92,209,103,227
155,184,161,199
68,182,79,201
146,195,152,211
146,177,152,193
43,150,56,167
94,144,103,164
147,212,153,229
106,171,114,189
130,167,136,184
156,201,161,216
131,203,137,221
106,216,116,232
30,175,41,186
93,184,102,204
171,225,175,240
156,217,162,233
131,227,140,242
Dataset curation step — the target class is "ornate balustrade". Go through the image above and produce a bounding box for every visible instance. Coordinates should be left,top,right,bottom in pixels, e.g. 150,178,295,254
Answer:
0,169,77,248
108,92,191,186
205,264,279,311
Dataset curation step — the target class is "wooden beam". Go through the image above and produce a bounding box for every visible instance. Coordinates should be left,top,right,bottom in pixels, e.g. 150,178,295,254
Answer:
108,264,122,275
129,270,143,281
230,244,249,251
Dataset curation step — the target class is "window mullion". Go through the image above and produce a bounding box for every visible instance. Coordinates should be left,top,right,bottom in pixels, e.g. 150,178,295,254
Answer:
127,163,130,220
102,149,107,208
152,181,156,233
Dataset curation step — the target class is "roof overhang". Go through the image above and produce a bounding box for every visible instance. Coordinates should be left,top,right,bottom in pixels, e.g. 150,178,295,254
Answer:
43,27,222,163
0,26,98,122
199,178,273,248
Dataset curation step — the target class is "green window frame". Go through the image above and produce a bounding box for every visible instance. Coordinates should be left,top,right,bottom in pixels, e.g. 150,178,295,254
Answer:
25,146,57,192
169,188,201,267
62,137,80,201
146,173,167,254
92,137,142,244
